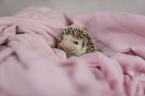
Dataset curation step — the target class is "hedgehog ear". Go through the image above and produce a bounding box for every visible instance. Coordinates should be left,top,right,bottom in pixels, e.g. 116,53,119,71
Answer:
82,38,88,47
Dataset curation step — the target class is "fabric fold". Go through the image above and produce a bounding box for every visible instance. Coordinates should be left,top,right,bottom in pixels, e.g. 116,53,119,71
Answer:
0,6,145,96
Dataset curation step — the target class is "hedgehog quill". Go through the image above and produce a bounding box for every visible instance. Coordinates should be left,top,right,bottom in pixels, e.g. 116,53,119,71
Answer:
58,27,97,58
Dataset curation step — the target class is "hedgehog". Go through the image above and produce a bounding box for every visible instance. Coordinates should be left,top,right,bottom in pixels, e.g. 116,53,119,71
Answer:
58,27,97,58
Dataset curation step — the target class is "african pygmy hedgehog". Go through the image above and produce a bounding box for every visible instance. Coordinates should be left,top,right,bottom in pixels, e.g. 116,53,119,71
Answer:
58,27,97,58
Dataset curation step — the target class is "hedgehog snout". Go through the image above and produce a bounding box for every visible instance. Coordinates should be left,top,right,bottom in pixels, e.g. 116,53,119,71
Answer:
58,42,70,49
58,41,76,51
58,42,65,47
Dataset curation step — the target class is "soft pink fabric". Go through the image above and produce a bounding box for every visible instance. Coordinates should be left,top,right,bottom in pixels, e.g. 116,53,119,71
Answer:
0,7,145,96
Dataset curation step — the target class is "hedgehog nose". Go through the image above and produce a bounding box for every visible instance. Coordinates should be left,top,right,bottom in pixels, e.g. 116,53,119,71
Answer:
59,42,65,47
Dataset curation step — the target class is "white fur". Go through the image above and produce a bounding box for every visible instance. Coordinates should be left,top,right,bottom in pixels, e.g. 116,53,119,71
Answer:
62,35,88,57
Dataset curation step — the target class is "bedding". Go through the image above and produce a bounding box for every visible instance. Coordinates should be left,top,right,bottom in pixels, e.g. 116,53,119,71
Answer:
0,7,145,96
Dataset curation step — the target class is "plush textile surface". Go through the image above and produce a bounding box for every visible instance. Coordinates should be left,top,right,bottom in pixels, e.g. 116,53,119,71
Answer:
0,7,145,96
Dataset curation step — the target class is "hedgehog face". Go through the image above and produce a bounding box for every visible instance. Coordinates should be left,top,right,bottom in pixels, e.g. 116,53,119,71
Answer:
58,34,88,57
58,27,97,57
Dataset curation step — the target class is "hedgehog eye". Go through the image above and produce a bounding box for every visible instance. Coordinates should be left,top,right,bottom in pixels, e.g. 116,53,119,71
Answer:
73,41,78,45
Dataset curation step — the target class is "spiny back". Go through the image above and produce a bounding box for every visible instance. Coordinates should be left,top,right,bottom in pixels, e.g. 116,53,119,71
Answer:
62,27,97,53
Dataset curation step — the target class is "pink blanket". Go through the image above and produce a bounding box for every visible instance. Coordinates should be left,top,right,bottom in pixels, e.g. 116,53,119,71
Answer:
0,7,145,96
